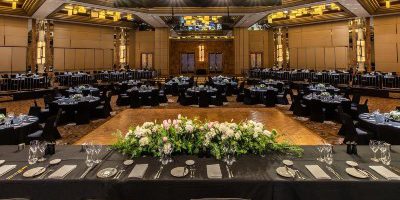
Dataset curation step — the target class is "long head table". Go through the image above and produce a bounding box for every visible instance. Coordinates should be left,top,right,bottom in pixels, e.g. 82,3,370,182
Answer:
0,145,399,200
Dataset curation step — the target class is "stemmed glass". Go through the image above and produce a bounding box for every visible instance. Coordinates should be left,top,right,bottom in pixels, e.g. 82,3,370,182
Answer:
92,143,103,164
84,142,95,168
222,142,236,166
324,145,333,165
369,140,380,162
159,143,173,165
381,143,391,166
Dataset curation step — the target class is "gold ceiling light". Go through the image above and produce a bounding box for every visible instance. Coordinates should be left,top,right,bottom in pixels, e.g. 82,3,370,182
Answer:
267,3,340,23
126,14,133,21
386,0,391,8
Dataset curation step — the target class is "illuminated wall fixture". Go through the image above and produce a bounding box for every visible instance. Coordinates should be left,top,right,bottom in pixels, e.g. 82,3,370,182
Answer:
183,16,222,31
350,18,367,72
9,0,18,9
119,28,127,68
275,28,283,68
267,3,340,23
36,20,47,73
386,0,391,8
63,4,134,22
198,44,205,62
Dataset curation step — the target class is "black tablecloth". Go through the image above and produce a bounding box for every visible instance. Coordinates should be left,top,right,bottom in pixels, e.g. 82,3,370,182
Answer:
0,146,399,200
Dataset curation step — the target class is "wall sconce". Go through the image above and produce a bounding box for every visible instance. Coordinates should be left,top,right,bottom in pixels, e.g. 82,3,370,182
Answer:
386,0,391,8
357,40,365,62
199,44,205,62
37,21,47,65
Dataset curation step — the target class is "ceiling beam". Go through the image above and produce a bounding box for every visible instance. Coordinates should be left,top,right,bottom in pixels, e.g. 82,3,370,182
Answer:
337,0,370,17
31,0,65,19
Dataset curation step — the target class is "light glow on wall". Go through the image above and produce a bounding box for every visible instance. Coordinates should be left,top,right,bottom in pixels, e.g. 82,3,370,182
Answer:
198,44,205,62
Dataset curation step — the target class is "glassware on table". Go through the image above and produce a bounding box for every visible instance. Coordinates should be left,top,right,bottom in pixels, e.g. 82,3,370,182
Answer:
91,143,103,164
316,145,325,162
84,143,95,168
369,140,380,162
222,142,236,166
159,143,173,165
380,143,391,166
37,141,47,162
28,140,39,165
324,145,333,165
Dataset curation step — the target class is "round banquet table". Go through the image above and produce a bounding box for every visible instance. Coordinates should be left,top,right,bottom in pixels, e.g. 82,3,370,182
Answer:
358,113,400,144
307,85,340,94
118,80,142,87
53,96,100,123
249,86,278,104
66,87,99,95
303,94,350,120
0,115,39,144
186,87,217,97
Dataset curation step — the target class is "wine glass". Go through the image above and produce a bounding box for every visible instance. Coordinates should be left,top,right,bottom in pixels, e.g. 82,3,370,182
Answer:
92,144,102,164
28,140,39,165
381,143,391,166
369,140,379,162
324,145,333,165
85,146,95,168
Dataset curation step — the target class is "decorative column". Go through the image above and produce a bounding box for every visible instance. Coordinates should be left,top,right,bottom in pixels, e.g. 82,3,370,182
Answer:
118,28,128,70
282,27,289,69
273,27,284,69
29,19,37,73
349,18,367,72
36,20,48,74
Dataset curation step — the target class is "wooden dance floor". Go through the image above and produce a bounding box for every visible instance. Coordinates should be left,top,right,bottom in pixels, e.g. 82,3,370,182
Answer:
75,108,324,145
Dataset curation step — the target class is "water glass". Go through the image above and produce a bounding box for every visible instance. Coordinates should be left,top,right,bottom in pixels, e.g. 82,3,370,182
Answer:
380,143,391,165
37,141,47,162
316,145,325,162
324,145,333,165
85,148,95,168
28,141,39,165
92,144,102,164
222,143,236,166
369,140,379,162
159,143,173,165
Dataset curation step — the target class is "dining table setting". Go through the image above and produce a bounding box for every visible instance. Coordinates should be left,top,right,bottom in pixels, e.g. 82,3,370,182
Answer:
0,143,399,200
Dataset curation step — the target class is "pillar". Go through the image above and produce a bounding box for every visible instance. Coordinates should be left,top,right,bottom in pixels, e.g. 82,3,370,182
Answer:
234,27,249,75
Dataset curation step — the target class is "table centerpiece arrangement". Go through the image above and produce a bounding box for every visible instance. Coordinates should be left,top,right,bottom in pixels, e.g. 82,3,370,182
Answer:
113,115,303,159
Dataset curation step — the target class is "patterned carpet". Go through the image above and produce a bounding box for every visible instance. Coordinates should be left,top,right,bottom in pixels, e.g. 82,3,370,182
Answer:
0,93,399,145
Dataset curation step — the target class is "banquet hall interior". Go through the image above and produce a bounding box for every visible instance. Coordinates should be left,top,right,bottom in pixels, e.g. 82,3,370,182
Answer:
0,0,399,199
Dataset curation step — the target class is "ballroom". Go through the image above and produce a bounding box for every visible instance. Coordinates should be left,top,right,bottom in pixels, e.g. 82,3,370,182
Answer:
0,0,399,199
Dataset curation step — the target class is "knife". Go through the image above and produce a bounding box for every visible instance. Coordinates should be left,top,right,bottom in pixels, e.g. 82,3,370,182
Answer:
79,166,93,179
226,165,231,179
6,165,29,180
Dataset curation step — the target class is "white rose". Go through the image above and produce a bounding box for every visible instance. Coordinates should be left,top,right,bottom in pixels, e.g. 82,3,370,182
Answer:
262,130,272,136
185,124,194,133
254,127,262,134
139,137,149,146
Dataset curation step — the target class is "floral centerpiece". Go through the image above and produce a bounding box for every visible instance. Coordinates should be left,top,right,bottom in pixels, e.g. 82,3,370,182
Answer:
320,92,331,97
113,115,303,159
316,83,326,88
388,110,400,122
78,85,86,90
71,94,83,100
259,84,266,88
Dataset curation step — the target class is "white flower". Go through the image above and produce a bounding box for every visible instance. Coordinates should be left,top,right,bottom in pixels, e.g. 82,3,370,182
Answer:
254,127,263,134
178,114,182,119
262,130,272,136
185,124,194,133
253,132,259,138
234,131,241,140
139,137,149,146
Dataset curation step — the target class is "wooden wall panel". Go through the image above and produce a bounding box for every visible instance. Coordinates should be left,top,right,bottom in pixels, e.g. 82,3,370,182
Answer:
288,21,348,70
249,30,270,67
374,16,400,72
3,17,28,47
95,49,104,69
84,49,95,70
65,49,76,70
75,49,85,69
11,47,26,72
54,48,65,71
289,48,298,68
335,47,347,69
103,49,113,69
0,47,12,72
315,47,325,70
135,31,155,68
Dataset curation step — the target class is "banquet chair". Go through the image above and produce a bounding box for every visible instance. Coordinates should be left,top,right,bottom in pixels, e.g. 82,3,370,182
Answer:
82,89,90,96
0,127,16,145
340,112,371,145
309,99,325,122
277,88,289,105
75,101,90,124
0,107,6,115
243,89,257,105
292,96,309,117
263,90,277,107
211,91,224,106
28,106,41,118
351,93,361,108
149,90,160,107
94,93,112,118
128,90,141,108
116,92,130,106
27,115,58,142
178,91,194,106
158,86,168,103
356,99,369,115
198,90,210,108
236,83,245,102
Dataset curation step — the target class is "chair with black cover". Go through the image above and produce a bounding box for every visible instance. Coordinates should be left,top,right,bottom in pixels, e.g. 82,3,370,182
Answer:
236,82,245,102
0,127,16,145
149,90,160,107
43,94,54,108
351,93,361,108
243,88,257,105
340,112,371,145
276,88,289,105
27,115,58,142
178,91,193,106
357,99,369,115
129,90,141,108
0,107,6,115
292,95,309,117
28,106,41,118
276,82,284,93
158,86,168,103
198,90,209,108
82,89,90,96
263,90,277,107
309,99,325,123
75,101,90,124
211,90,223,106
94,93,112,118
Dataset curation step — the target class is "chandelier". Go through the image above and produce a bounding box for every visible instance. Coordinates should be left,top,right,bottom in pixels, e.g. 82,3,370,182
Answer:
63,4,133,22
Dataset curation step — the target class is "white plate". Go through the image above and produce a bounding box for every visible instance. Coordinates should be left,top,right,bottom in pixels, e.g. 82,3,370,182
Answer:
185,160,195,166
345,168,368,179
23,167,45,178
97,168,117,178
50,159,61,165
282,160,293,166
346,161,358,167
0,160,5,165
123,160,134,166
276,167,296,178
170,167,189,178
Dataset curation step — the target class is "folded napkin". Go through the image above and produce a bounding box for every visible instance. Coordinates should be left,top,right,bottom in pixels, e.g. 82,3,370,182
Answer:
207,164,222,179
128,164,148,179
369,166,400,180
48,165,77,179
305,165,331,180
0,165,16,177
